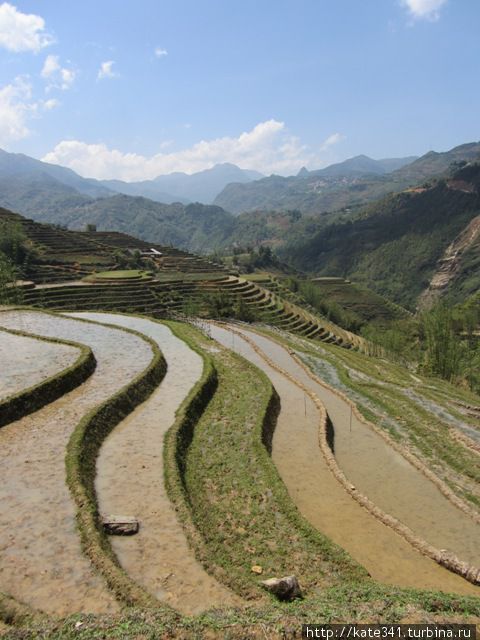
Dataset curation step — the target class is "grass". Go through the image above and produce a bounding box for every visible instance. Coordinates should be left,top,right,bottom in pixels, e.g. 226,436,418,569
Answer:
5,577,480,638
2,313,480,637
257,325,480,513
163,321,367,601
85,269,153,281
64,314,169,609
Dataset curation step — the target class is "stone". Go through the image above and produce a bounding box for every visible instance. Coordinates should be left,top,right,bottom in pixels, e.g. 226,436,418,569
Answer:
260,575,302,601
102,515,139,536
251,565,263,574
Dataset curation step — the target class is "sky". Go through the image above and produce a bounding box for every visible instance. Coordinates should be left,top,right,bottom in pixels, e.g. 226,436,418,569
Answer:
0,0,479,180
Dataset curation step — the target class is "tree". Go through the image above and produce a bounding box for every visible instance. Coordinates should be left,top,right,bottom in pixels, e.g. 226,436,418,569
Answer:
0,253,20,305
0,220,28,266
421,303,462,381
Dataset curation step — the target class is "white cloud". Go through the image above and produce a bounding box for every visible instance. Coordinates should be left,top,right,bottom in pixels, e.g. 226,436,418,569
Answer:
42,98,59,110
320,132,345,152
60,67,75,88
154,47,168,58
401,0,447,20
0,76,35,146
0,73,62,146
97,60,118,80
41,54,75,90
0,2,53,53
41,54,60,78
42,120,346,180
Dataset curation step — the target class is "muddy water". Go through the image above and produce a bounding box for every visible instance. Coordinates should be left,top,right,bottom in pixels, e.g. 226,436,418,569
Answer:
0,329,80,401
69,313,241,614
0,310,154,616
208,323,479,596
237,328,480,569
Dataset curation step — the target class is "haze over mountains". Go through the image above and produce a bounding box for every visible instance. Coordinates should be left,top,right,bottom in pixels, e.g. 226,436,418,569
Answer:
214,143,480,215
0,150,263,206
99,163,264,204
1,141,480,309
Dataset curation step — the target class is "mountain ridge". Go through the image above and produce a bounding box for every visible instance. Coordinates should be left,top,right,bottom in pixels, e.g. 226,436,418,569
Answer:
214,143,480,215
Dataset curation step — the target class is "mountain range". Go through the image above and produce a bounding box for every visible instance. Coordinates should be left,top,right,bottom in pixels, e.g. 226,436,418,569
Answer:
0,150,263,206
99,163,264,204
1,142,480,308
214,144,480,215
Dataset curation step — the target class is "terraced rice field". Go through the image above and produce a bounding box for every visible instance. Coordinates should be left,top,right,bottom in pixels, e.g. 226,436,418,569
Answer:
0,310,153,615
68,312,239,614
1,307,479,637
22,273,361,351
0,329,80,401
207,323,480,596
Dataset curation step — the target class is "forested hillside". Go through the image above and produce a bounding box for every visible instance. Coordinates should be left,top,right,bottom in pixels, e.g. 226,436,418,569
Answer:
280,166,480,309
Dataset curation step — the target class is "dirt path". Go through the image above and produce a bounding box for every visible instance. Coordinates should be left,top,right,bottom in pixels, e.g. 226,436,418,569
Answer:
69,313,241,615
0,328,80,401
208,323,479,596
0,310,154,616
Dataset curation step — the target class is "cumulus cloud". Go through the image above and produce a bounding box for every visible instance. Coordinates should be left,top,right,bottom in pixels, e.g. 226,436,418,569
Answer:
0,2,53,53
97,60,118,80
41,54,76,90
401,0,447,20
42,120,345,180
0,74,62,146
0,76,35,145
154,47,168,57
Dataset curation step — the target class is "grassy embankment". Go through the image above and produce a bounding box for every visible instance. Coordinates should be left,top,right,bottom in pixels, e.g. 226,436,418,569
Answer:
2,318,480,638
163,321,366,599
65,315,169,609
0,326,96,428
258,326,480,512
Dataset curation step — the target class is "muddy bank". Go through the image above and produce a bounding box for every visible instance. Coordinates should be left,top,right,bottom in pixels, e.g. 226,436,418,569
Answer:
208,322,478,596
70,313,240,615
0,328,79,401
0,310,153,616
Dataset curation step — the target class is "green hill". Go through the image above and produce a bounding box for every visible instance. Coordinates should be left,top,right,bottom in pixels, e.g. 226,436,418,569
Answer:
280,164,480,309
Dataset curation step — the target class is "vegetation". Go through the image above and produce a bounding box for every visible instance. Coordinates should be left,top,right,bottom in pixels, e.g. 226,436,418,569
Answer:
283,277,364,331
166,322,365,599
281,168,480,309
86,269,153,281
4,319,480,638
214,143,480,215
0,252,20,305
259,326,480,512
0,218,35,304
66,316,167,608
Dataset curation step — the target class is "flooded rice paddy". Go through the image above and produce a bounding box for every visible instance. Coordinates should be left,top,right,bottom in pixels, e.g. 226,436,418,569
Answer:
0,328,80,401
208,322,479,596
0,310,154,615
69,313,240,614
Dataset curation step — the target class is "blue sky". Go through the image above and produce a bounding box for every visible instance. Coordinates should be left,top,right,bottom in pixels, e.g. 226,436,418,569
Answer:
0,0,479,179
